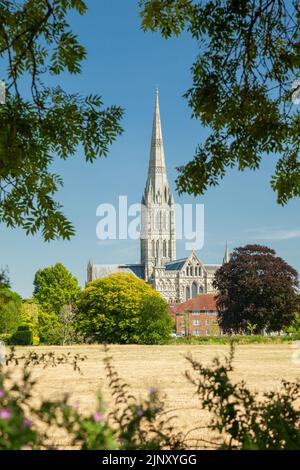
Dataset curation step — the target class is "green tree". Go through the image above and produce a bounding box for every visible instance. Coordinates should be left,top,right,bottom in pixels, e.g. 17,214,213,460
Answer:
140,1,300,204
76,272,172,344
136,296,173,344
285,297,300,334
0,287,22,334
21,299,40,337
213,245,300,334
33,262,81,314
57,304,79,345
0,267,10,288
0,0,123,240
38,309,61,344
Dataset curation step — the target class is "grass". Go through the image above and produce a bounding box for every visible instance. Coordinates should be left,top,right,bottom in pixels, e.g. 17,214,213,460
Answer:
12,343,300,449
169,333,300,345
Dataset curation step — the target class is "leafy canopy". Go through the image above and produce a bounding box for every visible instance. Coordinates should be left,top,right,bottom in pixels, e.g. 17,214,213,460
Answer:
213,244,299,333
76,272,173,344
33,262,81,314
0,286,22,334
0,266,10,288
0,0,123,240
140,0,300,204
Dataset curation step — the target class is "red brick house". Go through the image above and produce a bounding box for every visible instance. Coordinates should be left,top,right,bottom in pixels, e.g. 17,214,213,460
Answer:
169,293,221,337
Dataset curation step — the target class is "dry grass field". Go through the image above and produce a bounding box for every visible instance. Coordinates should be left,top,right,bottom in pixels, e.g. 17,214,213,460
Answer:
12,343,300,448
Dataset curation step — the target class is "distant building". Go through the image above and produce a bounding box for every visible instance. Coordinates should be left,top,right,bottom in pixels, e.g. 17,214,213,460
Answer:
87,92,229,303
169,293,221,337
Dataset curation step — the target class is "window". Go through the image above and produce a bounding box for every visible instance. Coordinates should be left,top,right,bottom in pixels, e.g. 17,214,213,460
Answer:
192,282,197,298
192,310,200,315
193,330,200,336
152,240,155,258
205,319,210,325
162,209,168,230
186,286,190,300
163,240,167,257
206,329,210,336
193,319,200,326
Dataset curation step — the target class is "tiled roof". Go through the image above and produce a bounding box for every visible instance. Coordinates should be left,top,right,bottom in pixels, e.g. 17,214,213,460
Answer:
92,264,144,280
170,293,218,314
164,258,188,271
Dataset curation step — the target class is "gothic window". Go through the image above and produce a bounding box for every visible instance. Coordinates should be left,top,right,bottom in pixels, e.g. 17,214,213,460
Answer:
190,266,194,276
163,240,167,257
154,211,160,230
194,267,198,276
156,240,159,258
162,209,168,230
199,285,203,294
169,240,172,258
186,286,190,300
192,282,197,298
164,187,167,202
152,240,155,258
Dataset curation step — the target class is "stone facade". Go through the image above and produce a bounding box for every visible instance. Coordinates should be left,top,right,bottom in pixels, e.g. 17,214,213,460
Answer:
87,92,227,303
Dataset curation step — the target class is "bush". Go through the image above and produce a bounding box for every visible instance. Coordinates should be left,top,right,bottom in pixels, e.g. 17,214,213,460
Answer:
1,345,300,450
10,326,33,346
186,344,300,449
0,348,182,450
76,273,172,344
0,334,12,345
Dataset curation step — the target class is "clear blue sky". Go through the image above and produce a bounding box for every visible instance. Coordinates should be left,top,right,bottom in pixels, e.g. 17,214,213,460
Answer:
1,0,300,298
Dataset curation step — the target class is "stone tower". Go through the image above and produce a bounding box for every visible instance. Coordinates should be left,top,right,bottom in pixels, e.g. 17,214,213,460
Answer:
223,242,230,264
141,91,176,281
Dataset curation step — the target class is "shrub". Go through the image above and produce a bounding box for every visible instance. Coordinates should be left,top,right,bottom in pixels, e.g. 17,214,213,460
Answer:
10,326,33,346
0,288,22,335
186,343,300,449
0,334,12,345
76,273,172,344
1,345,300,450
0,348,182,450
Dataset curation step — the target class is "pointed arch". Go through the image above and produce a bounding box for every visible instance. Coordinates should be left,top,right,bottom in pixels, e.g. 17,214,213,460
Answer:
192,282,197,298
186,286,190,300
152,240,155,258
163,239,167,257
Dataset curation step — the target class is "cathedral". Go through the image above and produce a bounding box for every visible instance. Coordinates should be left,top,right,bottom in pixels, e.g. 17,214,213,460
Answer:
87,92,228,303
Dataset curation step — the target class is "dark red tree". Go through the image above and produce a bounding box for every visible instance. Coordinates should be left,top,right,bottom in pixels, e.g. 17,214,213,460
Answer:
213,245,299,334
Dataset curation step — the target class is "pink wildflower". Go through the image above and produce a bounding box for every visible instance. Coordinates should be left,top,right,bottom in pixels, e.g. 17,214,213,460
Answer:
24,418,33,427
94,411,104,422
0,408,11,420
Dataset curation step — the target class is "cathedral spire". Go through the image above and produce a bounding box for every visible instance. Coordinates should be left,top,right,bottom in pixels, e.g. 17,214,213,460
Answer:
141,91,176,279
146,90,168,194
223,242,230,264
